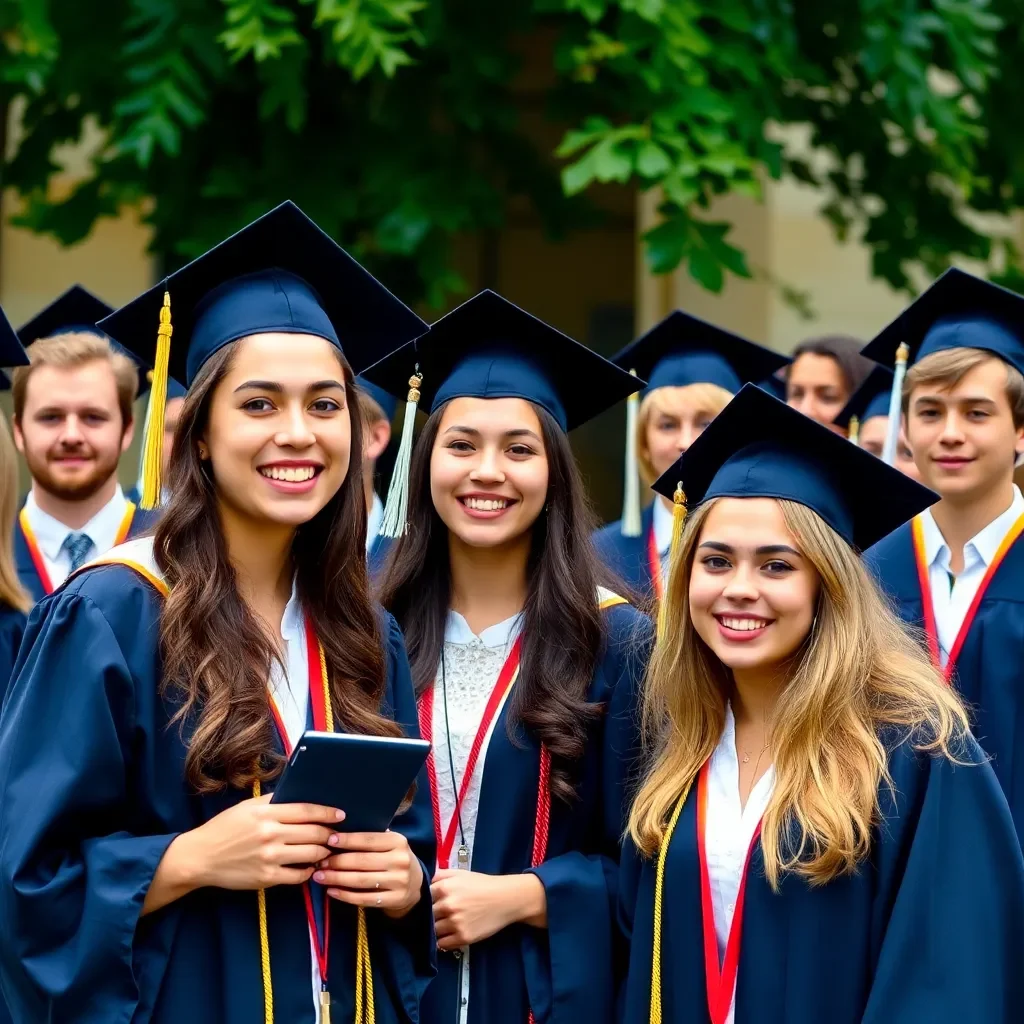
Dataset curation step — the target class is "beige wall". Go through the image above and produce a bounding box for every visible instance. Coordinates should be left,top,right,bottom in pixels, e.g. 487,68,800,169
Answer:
636,177,912,352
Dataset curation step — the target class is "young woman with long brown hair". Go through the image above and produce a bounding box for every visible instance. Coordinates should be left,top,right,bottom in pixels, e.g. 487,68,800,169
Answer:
619,384,1024,1024
0,204,437,1024
367,290,653,1024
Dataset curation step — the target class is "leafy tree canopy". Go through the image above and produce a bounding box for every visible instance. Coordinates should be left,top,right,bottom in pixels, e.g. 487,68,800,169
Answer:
0,0,1015,306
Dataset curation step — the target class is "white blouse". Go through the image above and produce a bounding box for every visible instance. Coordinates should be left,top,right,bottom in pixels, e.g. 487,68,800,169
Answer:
705,704,775,1024
265,582,325,1023
430,608,524,1024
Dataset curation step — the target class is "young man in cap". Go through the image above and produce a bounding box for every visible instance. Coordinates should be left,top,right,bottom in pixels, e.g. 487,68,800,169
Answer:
864,268,1024,837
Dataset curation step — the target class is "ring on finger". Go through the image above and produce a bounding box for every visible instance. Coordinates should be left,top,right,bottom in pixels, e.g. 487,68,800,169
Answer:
375,881,380,891
376,895,382,907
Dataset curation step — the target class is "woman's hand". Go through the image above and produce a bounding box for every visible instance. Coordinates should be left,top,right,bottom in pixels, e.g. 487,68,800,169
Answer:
316,830,424,919
144,795,343,914
430,870,547,951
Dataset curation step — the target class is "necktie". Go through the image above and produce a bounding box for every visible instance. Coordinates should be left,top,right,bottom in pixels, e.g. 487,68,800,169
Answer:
61,532,94,573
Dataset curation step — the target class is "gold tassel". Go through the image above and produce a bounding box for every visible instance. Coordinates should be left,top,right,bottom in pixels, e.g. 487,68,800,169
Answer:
656,484,686,639
140,291,173,509
847,414,860,446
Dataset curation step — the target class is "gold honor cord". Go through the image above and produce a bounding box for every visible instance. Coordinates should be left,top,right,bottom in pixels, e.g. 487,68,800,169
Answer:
649,791,687,1024
254,643,374,1024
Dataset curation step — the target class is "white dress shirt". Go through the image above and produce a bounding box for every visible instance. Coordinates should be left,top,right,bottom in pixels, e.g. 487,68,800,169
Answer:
265,581,326,1023
366,492,384,554
431,609,524,1024
705,705,775,1024
918,485,1024,666
22,486,130,589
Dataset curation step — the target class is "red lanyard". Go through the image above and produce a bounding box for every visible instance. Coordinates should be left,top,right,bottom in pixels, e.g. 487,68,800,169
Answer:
417,637,524,868
268,615,332,992
647,523,663,601
19,502,137,595
696,761,762,1024
911,512,1024,678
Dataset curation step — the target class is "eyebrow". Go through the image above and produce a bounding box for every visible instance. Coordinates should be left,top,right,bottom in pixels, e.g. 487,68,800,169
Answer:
698,541,801,556
443,425,543,442
913,394,997,407
233,379,344,394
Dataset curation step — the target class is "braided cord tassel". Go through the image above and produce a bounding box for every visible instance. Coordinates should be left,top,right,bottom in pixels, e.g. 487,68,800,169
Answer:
380,371,423,538
650,793,687,1024
621,374,643,537
656,484,686,639
252,775,274,1024
140,291,173,510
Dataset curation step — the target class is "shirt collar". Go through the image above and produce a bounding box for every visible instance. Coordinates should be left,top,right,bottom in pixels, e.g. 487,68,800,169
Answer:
652,498,675,556
280,577,303,643
445,609,523,648
920,485,1024,570
366,492,384,553
23,485,128,561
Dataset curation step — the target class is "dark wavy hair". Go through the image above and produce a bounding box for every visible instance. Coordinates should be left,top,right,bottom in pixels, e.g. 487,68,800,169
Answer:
788,335,874,400
154,340,402,794
378,401,615,803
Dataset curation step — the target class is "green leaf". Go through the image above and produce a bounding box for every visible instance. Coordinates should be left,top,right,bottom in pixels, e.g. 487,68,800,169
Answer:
635,139,672,178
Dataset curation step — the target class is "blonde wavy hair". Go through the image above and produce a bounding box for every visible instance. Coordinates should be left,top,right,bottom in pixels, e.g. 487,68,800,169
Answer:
628,496,970,889
637,382,733,486
0,414,30,613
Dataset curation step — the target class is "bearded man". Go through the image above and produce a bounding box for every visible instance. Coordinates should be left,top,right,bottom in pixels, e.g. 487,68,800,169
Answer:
11,312,154,601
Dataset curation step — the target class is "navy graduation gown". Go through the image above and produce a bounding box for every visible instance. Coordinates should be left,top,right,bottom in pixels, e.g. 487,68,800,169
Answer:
0,602,26,702
0,564,436,1023
422,601,653,1024
618,734,1024,1024
866,524,1024,838
369,533,395,579
592,504,656,600
13,503,160,604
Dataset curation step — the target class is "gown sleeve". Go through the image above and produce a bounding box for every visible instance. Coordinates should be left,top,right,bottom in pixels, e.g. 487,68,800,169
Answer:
0,606,26,705
370,612,437,1021
0,587,180,1023
523,605,653,1024
861,735,1024,1022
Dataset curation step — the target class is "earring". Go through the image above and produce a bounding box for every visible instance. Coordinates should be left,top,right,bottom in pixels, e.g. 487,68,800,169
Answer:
198,443,208,460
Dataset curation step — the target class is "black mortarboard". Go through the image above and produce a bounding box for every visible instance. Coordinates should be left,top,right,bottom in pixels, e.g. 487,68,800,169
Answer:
834,365,894,431
362,289,641,432
862,268,1024,376
98,201,427,387
15,285,173,400
653,384,937,551
0,303,29,374
612,311,790,394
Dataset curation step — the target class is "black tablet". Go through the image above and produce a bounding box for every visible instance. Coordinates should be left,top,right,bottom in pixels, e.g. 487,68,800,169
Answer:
270,731,431,833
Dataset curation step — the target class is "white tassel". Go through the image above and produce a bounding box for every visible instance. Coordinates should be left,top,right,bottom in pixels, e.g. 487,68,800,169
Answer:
621,371,642,537
881,342,910,465
379,369,423,538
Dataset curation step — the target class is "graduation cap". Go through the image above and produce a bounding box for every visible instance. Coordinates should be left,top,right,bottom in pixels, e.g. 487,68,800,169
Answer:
98,201,427,509
15,284,169,400
355,376,398,422
834,365,894,442
610,310,791,538
360,289,644,537
0,303,30,376
652,383,937,554
861,268,1024,464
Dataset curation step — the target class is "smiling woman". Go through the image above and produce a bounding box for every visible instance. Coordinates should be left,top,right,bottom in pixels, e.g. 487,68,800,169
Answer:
618,385,1024,1024
0,203,438,1024
368,290,653,1024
